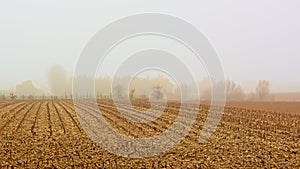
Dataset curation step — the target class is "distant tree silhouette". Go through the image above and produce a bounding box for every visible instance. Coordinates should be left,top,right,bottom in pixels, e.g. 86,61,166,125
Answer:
47,65,67,96
226,80,245,101
15,80,43,97
113,85,123,99
129,89,136,100
256,80,270,101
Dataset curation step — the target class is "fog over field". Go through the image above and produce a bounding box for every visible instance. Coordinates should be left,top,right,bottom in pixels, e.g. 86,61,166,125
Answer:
0,2,300,168
0,0,299,94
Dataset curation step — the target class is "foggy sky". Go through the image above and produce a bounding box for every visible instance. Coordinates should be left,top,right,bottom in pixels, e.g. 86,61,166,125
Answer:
0,0,300,92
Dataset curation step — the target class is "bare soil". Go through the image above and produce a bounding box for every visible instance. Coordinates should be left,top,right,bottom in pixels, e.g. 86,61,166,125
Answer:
0,100,299,168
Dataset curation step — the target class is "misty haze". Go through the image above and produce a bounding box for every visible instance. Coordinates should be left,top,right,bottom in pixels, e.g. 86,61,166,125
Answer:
0,1,299,168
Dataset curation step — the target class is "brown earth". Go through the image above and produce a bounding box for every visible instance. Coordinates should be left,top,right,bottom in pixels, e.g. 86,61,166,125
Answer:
0,100,299,168
225,101,300,115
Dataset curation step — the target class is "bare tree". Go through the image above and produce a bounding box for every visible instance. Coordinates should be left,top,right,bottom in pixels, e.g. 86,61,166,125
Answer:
47,64,67,96
129,89,136,100
256,80,270,101
113,85,123,99
226,80,245,101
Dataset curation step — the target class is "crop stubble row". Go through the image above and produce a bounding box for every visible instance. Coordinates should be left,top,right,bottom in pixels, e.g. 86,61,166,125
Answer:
0,100,298,168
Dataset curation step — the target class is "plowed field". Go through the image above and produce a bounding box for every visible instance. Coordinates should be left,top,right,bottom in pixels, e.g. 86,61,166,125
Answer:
0,100,299,168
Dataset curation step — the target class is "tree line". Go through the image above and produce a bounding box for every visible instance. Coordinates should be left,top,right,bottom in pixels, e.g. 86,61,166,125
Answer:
0,65,272,101
0,79,271,102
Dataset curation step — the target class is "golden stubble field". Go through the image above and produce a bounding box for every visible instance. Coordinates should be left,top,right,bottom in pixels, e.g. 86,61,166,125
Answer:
0,100,299,168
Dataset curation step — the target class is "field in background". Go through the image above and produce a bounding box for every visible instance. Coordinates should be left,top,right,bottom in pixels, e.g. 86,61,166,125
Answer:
225,101,300,115
0,100,299,168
